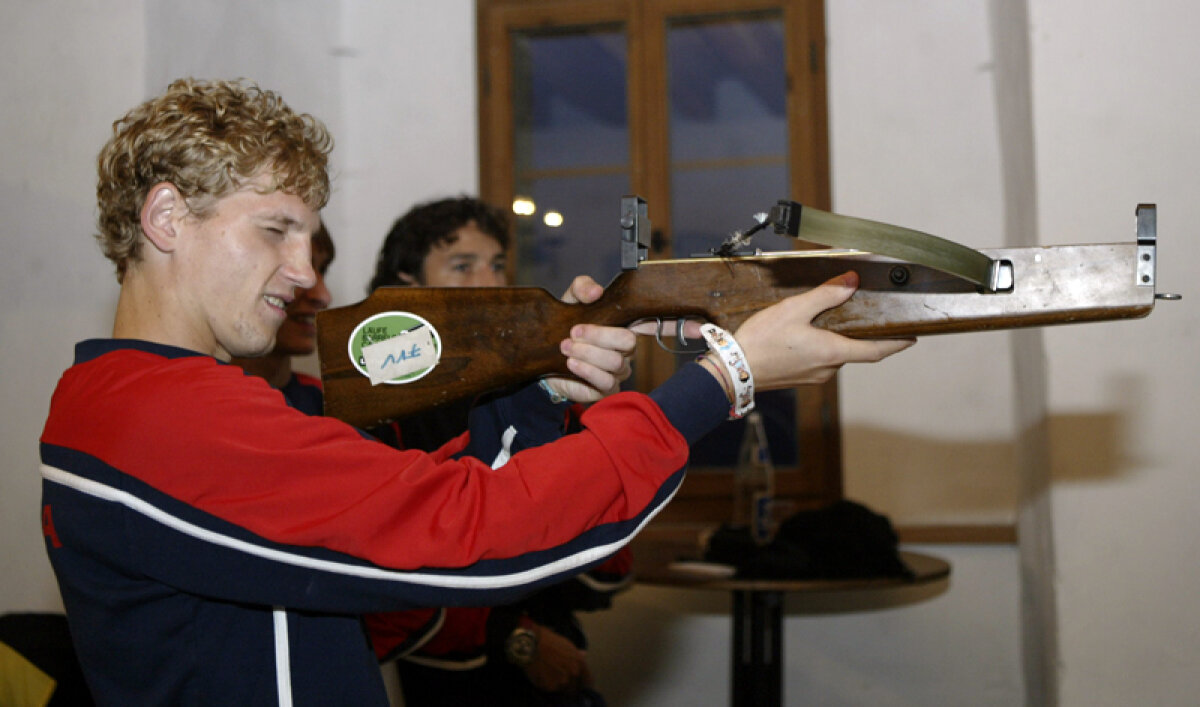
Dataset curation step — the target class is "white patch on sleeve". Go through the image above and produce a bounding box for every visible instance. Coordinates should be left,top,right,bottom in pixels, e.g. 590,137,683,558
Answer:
490,426,518,469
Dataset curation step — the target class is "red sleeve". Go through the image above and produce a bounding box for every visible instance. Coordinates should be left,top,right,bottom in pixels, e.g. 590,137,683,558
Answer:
45,353,688,572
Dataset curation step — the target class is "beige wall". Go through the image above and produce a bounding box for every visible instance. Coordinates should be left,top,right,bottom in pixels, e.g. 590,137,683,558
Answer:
1033,2,1199,703
0,0,147,611
832,0,1020,526
2,0,1196,704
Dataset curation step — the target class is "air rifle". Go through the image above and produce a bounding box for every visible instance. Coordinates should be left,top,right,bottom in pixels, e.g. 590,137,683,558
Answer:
317,198,1178,428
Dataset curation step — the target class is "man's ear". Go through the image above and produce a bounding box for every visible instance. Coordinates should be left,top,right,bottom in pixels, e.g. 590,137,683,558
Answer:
396,271,419,286
140,182,185,254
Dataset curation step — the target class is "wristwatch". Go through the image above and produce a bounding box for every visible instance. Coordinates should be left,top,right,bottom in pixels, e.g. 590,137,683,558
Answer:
504,618,539,667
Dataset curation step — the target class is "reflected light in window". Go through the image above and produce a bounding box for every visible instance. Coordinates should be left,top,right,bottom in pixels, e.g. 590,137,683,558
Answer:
543,211,564,228
512,197,537,216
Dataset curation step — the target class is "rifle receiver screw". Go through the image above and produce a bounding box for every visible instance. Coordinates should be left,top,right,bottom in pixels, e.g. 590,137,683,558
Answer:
889,265,911,287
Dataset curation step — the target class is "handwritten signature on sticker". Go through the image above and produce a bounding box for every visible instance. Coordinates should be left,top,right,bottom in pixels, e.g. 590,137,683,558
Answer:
361,325,439,385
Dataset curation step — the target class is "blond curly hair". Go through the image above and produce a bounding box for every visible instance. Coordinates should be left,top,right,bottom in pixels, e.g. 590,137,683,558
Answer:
96,78,333,282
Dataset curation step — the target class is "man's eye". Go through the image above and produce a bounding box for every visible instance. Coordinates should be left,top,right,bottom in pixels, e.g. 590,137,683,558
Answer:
452,263,471,273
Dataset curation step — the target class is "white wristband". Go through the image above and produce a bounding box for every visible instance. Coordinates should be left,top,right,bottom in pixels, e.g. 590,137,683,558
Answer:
699,324,754,419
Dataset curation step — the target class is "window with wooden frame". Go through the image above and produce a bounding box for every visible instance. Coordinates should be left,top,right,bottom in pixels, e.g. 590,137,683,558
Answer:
477,0,841,526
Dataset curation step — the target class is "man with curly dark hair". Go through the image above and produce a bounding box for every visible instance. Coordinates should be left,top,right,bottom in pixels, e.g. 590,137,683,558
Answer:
369,196,510,292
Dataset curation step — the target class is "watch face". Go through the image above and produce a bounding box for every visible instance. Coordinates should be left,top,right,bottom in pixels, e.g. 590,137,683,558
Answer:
505,628,538,666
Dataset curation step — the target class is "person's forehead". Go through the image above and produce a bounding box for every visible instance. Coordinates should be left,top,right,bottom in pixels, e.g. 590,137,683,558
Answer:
437,223,505,257
220,179,320,232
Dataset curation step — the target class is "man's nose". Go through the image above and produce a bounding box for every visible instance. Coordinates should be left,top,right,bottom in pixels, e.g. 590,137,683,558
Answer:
283,238,317,290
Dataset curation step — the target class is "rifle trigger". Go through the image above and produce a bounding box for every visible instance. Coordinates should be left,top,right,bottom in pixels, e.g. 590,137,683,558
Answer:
651,318,670,352
652,317,707,354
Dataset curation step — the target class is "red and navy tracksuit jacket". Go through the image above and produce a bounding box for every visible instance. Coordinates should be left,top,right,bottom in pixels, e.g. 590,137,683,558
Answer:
284,373,631,704
39,339,726,706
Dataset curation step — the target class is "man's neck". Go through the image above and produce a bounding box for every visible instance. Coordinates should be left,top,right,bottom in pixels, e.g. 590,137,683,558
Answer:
113,268,219,357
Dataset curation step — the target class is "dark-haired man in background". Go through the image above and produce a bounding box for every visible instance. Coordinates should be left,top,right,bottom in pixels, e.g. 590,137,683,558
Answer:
364,196,624,706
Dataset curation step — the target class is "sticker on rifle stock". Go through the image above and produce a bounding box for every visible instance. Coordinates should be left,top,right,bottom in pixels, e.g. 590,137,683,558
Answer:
348,312,442,386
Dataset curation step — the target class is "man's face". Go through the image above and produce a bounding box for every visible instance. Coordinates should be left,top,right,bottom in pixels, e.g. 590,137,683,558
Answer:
272,243,333,357
418,222,507,287
173,180,320,359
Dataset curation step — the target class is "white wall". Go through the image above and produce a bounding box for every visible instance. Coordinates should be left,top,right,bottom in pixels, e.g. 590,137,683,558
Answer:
335,1,482,305
831,0,1020,526
3,1,1197,705
0,0,147,612
1032,2,1200,704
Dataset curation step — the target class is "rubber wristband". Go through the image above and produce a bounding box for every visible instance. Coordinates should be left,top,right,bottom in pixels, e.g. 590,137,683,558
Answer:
538,378,570,404
699,324,754,419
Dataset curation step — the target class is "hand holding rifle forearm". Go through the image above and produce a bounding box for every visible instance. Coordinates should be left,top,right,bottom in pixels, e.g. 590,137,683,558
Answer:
545,270,914,416
720,271,915,390
689,270,914,418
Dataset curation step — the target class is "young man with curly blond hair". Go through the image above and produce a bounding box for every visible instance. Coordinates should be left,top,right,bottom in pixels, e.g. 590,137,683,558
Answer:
39,78,911,705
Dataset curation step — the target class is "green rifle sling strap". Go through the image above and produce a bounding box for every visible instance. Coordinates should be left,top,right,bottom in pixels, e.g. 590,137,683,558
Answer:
768,201,1007,291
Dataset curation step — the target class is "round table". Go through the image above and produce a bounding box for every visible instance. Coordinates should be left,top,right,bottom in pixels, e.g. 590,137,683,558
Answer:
632,534,950,707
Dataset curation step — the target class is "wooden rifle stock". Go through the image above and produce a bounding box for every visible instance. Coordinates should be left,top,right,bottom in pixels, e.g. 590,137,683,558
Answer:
317,242,1160,428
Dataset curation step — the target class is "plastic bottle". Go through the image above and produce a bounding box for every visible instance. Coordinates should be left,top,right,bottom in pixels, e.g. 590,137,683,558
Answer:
732,411,775,544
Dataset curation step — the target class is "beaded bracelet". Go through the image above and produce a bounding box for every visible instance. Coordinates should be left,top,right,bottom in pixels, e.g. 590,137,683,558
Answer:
699,323,755,419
